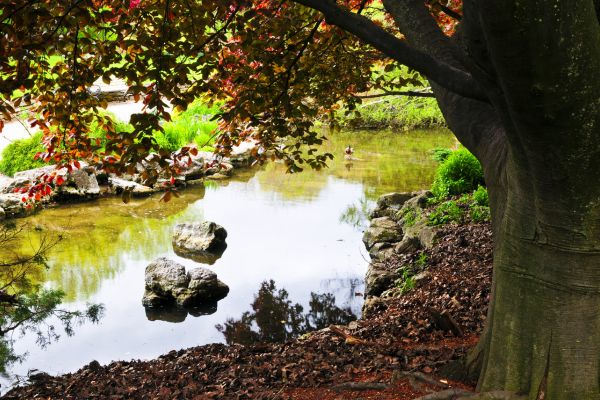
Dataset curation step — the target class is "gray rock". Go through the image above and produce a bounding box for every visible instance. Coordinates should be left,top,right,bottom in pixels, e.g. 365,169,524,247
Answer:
53,168,100,200
394,236,422,254
109,177,157,196
3,165,100,201
0,193,28,217
361,296,385,319
365,265,400,297
142,257,229,308
1,166,53,195
400,190,432,211
180,267,230,306
376,192,415,209
172,222,227,265
362,217,402,250
370,191,422,219
418,225,442,249
183,161,205,181
368,242,395,260
0,175,14,193
144,257,190,298
228,141,256,168
206,172,230,181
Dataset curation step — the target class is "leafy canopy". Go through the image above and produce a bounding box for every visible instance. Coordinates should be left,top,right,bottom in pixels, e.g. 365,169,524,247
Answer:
0,0,460,198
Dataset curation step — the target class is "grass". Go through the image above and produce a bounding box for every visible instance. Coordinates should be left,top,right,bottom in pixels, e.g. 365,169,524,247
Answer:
0,100,221,176
153,100,220,151
341,96,445,130
426,186,491,226
338,66,446,130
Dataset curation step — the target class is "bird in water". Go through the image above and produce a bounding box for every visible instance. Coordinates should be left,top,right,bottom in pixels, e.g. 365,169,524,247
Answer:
344,145,354,161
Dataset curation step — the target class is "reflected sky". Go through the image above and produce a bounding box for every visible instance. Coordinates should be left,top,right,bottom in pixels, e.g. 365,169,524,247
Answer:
0,129,454,388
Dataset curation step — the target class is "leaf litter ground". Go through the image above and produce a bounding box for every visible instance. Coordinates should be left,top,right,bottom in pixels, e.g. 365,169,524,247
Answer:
3,222,492,399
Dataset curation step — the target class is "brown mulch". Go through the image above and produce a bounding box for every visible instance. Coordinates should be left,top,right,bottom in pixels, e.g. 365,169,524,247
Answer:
2,222,493,400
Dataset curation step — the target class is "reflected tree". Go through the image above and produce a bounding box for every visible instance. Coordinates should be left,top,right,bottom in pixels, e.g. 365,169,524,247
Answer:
339,197,372,230
216,280,355,346
0,223,103,374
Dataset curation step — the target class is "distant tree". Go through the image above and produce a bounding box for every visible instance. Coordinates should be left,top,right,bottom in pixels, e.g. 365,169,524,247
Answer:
2,0,599,397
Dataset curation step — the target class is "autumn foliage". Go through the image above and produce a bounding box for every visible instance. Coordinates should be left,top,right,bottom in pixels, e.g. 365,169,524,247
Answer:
0,0,461,200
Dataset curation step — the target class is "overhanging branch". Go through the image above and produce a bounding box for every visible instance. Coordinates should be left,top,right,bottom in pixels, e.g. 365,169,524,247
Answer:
356,90,435,99
292,0,487,101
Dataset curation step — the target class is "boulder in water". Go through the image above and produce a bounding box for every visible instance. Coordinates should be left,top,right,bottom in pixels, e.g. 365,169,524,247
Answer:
142,257,229,309
172,222,227,264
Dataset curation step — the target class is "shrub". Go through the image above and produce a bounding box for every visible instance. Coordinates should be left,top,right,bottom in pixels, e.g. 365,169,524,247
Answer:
88,113,133,151
431,148,484,200
472,185,489,206
0,133,47,176
395,266,417,295
470,205,491,223
341,96,445,130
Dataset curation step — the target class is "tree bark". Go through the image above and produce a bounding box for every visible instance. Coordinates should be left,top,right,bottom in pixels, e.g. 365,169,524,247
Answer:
479,186,600,398
296,0,600,396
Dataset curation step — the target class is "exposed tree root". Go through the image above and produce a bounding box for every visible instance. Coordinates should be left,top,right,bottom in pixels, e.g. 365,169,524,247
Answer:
331,382,391,391
414,388,473,400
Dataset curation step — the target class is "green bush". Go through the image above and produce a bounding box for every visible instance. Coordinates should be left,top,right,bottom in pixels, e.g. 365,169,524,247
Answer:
472,185,489,206
342,96,445,130
431,148,484,200
0,133,47,176
154,100,220,151
400,206,420,227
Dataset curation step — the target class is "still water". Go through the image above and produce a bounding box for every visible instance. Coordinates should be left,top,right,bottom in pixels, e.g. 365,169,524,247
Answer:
1,129,454,387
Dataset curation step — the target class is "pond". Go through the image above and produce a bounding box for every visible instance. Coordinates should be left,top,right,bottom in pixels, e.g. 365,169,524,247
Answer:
0,129,455,389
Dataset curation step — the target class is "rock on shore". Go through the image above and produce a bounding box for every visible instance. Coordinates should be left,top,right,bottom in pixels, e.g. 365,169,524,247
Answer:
362,190,443,311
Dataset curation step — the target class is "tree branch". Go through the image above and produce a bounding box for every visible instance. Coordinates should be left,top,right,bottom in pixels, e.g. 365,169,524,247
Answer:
292,0,487,101
356,90,435,99
383,0,461,67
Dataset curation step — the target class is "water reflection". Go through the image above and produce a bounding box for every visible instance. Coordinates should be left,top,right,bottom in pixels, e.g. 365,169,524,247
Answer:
145,303,217,323
256,129,455,201
339,196,372,231
0,129,454,387
3,189,207,302
216,280,356,345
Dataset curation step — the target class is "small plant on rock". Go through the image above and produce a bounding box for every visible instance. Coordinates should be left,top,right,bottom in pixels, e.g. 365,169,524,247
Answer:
427,200,464,225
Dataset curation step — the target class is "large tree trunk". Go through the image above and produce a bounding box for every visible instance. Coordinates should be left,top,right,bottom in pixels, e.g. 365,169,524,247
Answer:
313,0,600,396
479,195,600,398
473,137,600,398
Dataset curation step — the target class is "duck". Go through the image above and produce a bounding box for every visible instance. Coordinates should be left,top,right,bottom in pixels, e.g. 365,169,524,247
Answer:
344,145,354,160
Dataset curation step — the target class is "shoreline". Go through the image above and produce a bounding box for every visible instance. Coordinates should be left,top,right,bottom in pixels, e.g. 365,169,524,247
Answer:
3,191,493,399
